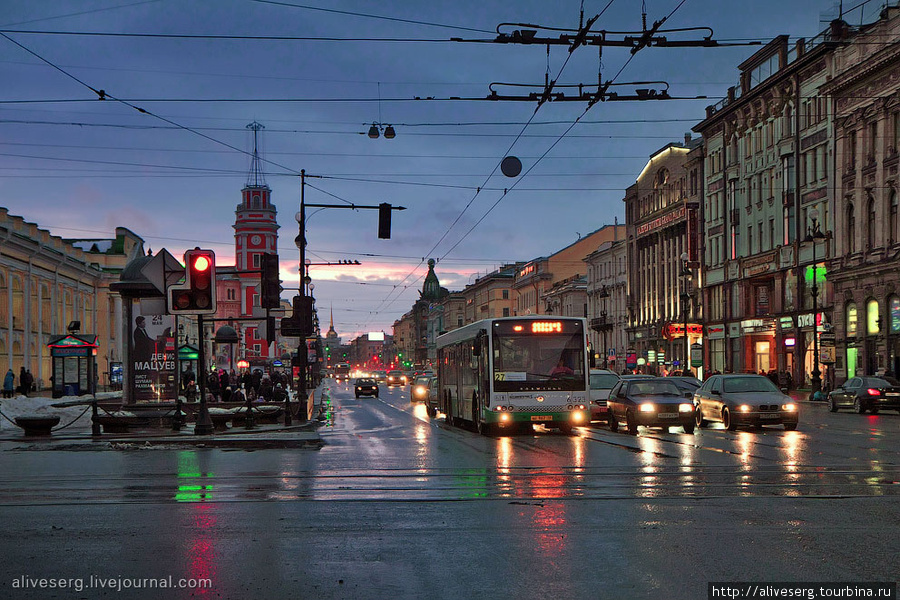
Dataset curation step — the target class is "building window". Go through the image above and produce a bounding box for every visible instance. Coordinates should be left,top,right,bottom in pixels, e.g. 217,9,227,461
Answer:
502,307,510,317
847,130,857,170
867,196,876,250
847,302,858,337
252,254,260,268
847,202,856,253
866,299,880,336
502,289,509,300
890,296,900,334
890,189,898,245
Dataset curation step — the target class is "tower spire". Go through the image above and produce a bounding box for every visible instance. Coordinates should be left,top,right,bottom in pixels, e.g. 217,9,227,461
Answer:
246,121,266,187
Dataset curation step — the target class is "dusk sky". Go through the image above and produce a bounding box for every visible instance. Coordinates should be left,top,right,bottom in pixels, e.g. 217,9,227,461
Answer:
1,0,883,340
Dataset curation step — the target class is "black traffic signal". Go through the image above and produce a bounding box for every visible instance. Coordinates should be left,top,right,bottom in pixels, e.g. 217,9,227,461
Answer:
168,249,217,314
378,202,392,239
280,295,314,337
260,253,282,309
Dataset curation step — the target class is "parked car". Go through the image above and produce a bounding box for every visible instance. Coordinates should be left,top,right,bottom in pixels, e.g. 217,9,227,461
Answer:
589,369,620,422
354,378,379,398
386,370,408,387
607,378,696,435
827,376,900,414
694,374,798,431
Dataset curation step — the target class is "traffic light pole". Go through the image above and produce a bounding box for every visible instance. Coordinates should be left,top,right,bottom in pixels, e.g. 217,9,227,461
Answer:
194,313,214,435
297,170,308,423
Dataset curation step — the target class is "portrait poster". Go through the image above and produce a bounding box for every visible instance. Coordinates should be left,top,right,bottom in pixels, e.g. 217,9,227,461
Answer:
132,304,176,402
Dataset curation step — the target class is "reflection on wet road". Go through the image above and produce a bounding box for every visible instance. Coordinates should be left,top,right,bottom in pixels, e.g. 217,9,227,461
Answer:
0,383,897,506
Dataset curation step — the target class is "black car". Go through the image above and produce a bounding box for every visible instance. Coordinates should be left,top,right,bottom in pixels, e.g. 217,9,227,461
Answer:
607,379,696,435
828,376,900,414
354,378,379,398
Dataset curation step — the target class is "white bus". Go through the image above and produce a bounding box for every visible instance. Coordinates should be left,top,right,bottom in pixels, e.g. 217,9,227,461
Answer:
436,316,590,435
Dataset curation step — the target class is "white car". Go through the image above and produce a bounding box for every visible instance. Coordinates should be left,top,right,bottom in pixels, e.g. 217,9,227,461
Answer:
589,369,620,421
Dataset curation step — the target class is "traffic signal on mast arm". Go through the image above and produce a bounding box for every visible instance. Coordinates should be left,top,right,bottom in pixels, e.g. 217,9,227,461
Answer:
168,248,217,314
260,253,282,309
378,202,392,239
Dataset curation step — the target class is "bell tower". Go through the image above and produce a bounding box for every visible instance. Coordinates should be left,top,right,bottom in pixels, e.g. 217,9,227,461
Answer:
234,121,279,273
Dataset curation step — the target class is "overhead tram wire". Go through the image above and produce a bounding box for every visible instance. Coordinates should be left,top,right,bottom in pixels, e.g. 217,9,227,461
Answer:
360,0,621,330
434,0,692,262
0,32,303,179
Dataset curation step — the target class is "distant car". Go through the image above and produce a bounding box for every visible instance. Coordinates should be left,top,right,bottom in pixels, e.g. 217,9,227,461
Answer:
372,370,388,383
827,376,900,414
386,370,408,387
354,378,379,398
694,374,798,431
589,369,620,421
607,379,695,435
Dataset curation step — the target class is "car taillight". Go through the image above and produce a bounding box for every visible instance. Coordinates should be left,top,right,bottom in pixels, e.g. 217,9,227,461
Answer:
867,388,881,396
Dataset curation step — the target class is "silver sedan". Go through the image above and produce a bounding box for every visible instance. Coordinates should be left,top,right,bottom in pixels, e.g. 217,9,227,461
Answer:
694,374,799,431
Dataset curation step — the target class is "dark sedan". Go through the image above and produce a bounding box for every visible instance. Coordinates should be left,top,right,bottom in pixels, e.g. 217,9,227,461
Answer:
354,378,379,398
694,374,798,431
607,379,696,435
828,376,900,414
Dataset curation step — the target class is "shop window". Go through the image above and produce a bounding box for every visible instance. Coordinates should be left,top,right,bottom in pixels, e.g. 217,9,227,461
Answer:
890,296,900,334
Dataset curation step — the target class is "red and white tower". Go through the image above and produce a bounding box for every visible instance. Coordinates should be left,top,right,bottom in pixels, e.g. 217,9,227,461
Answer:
234,121,280,359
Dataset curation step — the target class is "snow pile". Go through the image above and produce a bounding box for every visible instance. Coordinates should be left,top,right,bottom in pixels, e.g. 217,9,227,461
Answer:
0,392,121,432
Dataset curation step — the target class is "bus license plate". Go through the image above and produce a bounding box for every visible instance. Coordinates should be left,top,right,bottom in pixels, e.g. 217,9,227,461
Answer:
531,415,552,421
657,413,677,419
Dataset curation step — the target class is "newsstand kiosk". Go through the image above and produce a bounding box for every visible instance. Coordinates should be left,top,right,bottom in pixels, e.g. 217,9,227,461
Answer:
47,334,99,398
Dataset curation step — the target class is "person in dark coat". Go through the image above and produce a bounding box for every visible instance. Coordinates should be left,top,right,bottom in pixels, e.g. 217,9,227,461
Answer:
219,370,229,394
18,366,27,395
206,370,220,402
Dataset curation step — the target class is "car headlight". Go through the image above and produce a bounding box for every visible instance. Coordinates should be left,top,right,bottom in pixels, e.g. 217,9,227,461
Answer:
678,403,693,413
739,405,751,413
639,403,655,413
782,403,797,411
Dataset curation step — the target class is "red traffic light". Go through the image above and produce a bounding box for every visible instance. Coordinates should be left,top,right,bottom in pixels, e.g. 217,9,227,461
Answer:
193,255,210,272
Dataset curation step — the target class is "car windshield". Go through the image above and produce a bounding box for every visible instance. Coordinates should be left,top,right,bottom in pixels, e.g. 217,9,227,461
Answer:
668,378,701,391
590,374,619,389
356,379,375,385
414,377,430,386
629,381,681,396
722,376,779,393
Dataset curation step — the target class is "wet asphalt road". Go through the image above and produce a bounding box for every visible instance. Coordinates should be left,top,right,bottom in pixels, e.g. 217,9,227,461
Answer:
0,381,898,599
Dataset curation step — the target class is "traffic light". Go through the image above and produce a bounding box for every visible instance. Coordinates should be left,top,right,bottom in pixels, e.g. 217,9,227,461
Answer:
378,202,392,239
260,253,282,309
280,295,314,337
168,248,217,314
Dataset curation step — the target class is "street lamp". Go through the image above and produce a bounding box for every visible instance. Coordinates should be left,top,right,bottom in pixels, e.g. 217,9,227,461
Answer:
680,252,693,377
806,208,826,393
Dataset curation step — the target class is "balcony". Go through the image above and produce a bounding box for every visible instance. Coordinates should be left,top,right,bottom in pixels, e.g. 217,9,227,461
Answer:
590,313,613,333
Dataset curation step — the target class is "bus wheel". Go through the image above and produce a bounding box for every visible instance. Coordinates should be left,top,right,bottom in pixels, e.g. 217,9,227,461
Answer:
477,419,493,436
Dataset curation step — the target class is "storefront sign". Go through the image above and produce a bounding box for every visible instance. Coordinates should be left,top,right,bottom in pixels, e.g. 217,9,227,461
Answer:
779,316,794,330
797,312,822,329
740,319,775,334
663,322,703,339
626,349,637,369
636,206,686,237
690,343,703,368
891,297,900,334
707,325,725,340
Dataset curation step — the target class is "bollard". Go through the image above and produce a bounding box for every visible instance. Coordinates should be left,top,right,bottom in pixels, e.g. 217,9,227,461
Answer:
91,401,101,437
244,394,255,430
172,395,185,431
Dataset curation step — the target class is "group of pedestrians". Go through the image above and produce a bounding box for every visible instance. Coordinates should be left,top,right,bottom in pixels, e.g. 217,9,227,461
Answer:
180,366,291,404
3,367,34,399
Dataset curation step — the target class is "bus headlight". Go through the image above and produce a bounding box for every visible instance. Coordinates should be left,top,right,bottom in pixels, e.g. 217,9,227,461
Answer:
500,413,511,423
639,403,655,413
571,411,585,423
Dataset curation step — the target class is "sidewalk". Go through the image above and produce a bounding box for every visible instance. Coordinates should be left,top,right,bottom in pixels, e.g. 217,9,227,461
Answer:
0,385,334,449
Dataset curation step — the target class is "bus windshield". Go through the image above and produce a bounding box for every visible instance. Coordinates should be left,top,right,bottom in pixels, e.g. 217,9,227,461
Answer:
491,321,586,392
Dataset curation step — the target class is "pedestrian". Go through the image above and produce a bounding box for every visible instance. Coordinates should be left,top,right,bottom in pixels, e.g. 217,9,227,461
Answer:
18,366,27,395
207,370,220,402
3,369,14,398
21,369,33,397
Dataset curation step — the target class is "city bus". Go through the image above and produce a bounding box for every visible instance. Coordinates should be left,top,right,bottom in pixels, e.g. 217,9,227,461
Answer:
436,316,590,435
333,363,351,381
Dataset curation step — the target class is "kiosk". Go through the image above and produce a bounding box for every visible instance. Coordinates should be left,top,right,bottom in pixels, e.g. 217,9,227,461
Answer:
47,334,99,398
